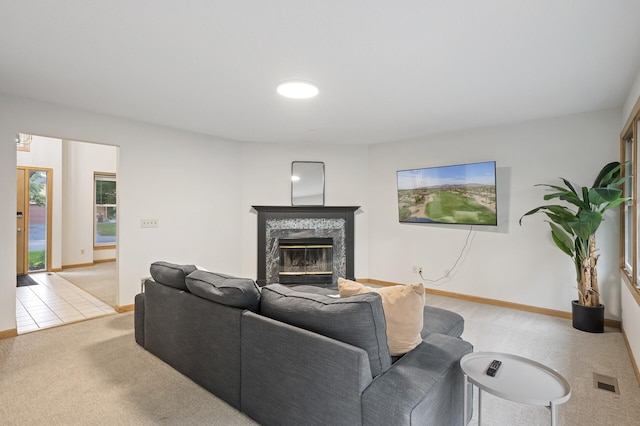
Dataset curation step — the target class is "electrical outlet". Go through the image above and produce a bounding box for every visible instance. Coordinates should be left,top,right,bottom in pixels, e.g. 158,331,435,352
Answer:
412,265,418,273
418,267,423,274
141,218,159,228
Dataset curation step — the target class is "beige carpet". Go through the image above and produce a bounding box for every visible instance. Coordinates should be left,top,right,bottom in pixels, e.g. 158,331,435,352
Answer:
1,295,639,425
56,263,117,307
426,294,640,426
0,313,257,426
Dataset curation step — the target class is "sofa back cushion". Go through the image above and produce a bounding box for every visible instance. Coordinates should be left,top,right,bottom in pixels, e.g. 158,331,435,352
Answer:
186,270,261,312
260,284,391,378
150,261,197,290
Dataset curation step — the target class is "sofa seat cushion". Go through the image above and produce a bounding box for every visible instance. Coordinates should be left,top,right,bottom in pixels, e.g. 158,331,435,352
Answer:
338,278,425,356
260,284,391,378
150,261,197,290
185,270,261,312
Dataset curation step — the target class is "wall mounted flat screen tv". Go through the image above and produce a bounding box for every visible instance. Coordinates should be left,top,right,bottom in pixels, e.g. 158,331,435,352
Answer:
397,161,497,226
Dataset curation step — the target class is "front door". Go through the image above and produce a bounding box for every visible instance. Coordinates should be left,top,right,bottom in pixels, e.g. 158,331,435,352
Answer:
16,169,26,275
16,167,51,274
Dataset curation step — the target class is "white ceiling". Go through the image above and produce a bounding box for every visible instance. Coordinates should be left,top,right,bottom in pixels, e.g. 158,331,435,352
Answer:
2,1,640,145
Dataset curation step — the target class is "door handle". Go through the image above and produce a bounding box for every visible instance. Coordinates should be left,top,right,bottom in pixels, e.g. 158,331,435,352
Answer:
17,228,22,232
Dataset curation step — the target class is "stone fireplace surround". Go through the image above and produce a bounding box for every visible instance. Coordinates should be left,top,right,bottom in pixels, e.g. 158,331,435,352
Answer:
252,206,359,286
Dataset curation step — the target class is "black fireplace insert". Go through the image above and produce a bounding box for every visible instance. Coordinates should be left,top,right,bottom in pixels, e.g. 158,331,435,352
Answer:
278,238,333,284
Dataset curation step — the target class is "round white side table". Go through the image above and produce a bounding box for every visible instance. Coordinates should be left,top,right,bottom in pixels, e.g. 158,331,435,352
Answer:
460,352,571,426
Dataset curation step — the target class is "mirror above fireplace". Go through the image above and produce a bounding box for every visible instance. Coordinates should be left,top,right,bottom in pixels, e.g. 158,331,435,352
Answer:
291,161,324,206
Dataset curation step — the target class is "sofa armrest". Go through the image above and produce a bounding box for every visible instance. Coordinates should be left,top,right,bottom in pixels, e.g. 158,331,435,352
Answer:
143,280,244,409
240,311,373,426
362,333,473,426
422,305,465,338
134,293,145,347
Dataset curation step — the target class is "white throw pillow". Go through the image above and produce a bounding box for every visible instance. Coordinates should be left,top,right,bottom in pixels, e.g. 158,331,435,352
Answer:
338,278,425,356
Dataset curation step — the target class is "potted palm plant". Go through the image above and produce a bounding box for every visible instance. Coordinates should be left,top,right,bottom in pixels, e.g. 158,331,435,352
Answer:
519,161,629,333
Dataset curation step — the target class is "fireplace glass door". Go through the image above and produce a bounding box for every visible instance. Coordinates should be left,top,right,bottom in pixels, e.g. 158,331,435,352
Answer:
278,238,333,284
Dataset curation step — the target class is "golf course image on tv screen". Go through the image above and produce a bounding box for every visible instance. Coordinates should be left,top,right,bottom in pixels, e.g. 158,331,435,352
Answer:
397,161,497,226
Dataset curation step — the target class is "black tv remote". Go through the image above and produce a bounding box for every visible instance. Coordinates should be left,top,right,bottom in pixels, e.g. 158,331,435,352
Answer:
486,359,501,377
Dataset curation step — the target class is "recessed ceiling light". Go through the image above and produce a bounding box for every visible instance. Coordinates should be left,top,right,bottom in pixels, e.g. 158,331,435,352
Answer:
277,80,319,99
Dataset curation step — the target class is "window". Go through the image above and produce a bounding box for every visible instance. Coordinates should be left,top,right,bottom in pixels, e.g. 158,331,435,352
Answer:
623,137,634,275
95,173,116,247
621,98,640,293
16,133,31,152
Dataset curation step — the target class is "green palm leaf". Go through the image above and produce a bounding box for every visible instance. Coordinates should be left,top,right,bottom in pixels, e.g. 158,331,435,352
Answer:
589,187,623,204
549,222,574,257
592,161,622,187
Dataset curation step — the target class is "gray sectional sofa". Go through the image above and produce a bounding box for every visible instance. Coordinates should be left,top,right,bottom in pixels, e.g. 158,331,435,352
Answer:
134,261,473,426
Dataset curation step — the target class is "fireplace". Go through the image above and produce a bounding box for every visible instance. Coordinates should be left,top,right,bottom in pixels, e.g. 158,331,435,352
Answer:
279,238,333,284
253,206,359,286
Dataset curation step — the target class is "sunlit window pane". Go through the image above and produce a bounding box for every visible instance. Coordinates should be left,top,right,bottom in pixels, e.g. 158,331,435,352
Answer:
95,174,117,246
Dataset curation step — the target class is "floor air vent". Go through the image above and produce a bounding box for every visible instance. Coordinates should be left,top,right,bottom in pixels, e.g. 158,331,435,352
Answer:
593,373,620,394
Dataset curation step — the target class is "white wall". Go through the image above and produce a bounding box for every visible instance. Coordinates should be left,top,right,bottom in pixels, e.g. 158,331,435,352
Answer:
0,94,242,332
368,109,622,318
239,142,370,280
623,69,640,121
0,93,630,340
62,140,117,266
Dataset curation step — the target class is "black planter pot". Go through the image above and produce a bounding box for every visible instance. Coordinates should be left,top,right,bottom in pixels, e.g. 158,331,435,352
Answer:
571,300,604,333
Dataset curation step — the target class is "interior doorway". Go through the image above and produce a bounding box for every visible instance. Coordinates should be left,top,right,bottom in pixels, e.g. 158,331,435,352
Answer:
15,133,119,333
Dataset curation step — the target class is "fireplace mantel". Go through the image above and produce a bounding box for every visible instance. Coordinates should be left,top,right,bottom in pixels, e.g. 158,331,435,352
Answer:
252,206,360,286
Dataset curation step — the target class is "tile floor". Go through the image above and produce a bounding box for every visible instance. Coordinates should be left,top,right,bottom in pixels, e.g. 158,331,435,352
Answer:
16,272,116,334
